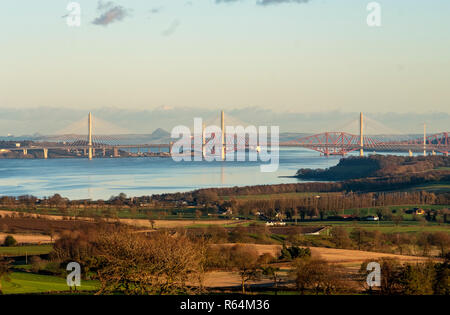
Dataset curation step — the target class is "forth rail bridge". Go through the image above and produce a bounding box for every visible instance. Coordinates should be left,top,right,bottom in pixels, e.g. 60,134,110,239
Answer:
1,112,449,159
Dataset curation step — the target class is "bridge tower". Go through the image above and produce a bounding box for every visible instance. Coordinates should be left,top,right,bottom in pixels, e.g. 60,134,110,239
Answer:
221,110,225,161
88,112,93,160
202,122,206,159
359,112,364,157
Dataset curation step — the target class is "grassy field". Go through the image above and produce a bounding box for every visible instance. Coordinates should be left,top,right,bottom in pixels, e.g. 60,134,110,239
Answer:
337,204,450,223
406,181,450,192
0,245,53,256
339,224,450,234
1,272,99,294
221,192,339,201
0,207,225,221
341,204,450,215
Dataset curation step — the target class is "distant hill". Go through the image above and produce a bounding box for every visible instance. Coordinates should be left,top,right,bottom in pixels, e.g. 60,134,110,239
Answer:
151,128,170,138
0,107,448,136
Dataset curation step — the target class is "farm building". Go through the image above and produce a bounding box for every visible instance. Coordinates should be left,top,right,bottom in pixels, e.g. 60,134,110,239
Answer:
362,215,379,221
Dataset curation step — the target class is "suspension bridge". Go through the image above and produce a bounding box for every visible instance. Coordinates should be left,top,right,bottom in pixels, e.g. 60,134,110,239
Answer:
2,112,449,159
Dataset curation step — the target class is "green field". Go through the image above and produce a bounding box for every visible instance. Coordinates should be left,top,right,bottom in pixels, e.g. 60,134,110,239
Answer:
295,220,450,234
341,204,450,216
406,181,450,192
0,245,53,256
221,192,338,201
1,272,99,294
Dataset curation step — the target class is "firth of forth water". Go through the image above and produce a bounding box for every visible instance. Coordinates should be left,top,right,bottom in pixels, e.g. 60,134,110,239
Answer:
0,148,345,200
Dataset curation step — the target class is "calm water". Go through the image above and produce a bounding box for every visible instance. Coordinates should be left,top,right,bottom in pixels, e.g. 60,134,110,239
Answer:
0,148,344,200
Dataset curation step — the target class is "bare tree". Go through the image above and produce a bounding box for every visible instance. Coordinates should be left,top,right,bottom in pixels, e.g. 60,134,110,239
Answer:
262,266,281,294
93,229,206,295
292,257,346,295
229,245,261,294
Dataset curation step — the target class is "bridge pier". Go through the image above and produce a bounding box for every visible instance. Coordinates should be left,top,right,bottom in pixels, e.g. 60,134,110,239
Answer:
43,148,48,159
23,148,27,155
103,148,106,157
113,147,119,157
169,142,173,155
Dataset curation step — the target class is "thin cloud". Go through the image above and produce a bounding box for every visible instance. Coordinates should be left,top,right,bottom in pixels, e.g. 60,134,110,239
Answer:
162,20,181,36
150,7,163,14
92,1,130,26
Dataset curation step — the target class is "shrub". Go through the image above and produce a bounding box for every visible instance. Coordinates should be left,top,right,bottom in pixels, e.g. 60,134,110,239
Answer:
331,227,353,249
279,245,311,260
30,256,44,273
3,235,17,247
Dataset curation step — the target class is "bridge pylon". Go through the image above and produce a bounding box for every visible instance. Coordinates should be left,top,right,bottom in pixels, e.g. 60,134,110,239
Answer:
221,110,225,161
88,112,93,160
202,122,206,159
359,112,364,157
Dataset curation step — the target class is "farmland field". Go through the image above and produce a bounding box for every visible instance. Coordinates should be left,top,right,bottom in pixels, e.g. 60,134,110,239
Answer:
221,192,340,201
0,233,53,244
0,244,52,256
1,272,99,294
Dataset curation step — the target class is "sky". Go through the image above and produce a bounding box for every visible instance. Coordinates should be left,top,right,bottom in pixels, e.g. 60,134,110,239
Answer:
0,0,449,115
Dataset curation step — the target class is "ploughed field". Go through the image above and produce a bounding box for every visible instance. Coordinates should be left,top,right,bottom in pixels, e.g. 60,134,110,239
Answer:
0,216,97,234
0,210,242,230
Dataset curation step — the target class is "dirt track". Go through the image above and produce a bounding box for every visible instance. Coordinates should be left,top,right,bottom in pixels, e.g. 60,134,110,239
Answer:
202,271,273,288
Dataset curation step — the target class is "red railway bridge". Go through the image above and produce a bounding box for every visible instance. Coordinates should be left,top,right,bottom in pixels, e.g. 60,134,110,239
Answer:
279,131,449,156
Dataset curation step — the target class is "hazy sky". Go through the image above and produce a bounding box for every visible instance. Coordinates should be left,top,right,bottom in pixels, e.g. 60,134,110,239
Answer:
1,0,449,113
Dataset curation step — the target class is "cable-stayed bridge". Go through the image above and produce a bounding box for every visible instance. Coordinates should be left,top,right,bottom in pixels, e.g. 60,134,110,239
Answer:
2,112,449,159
